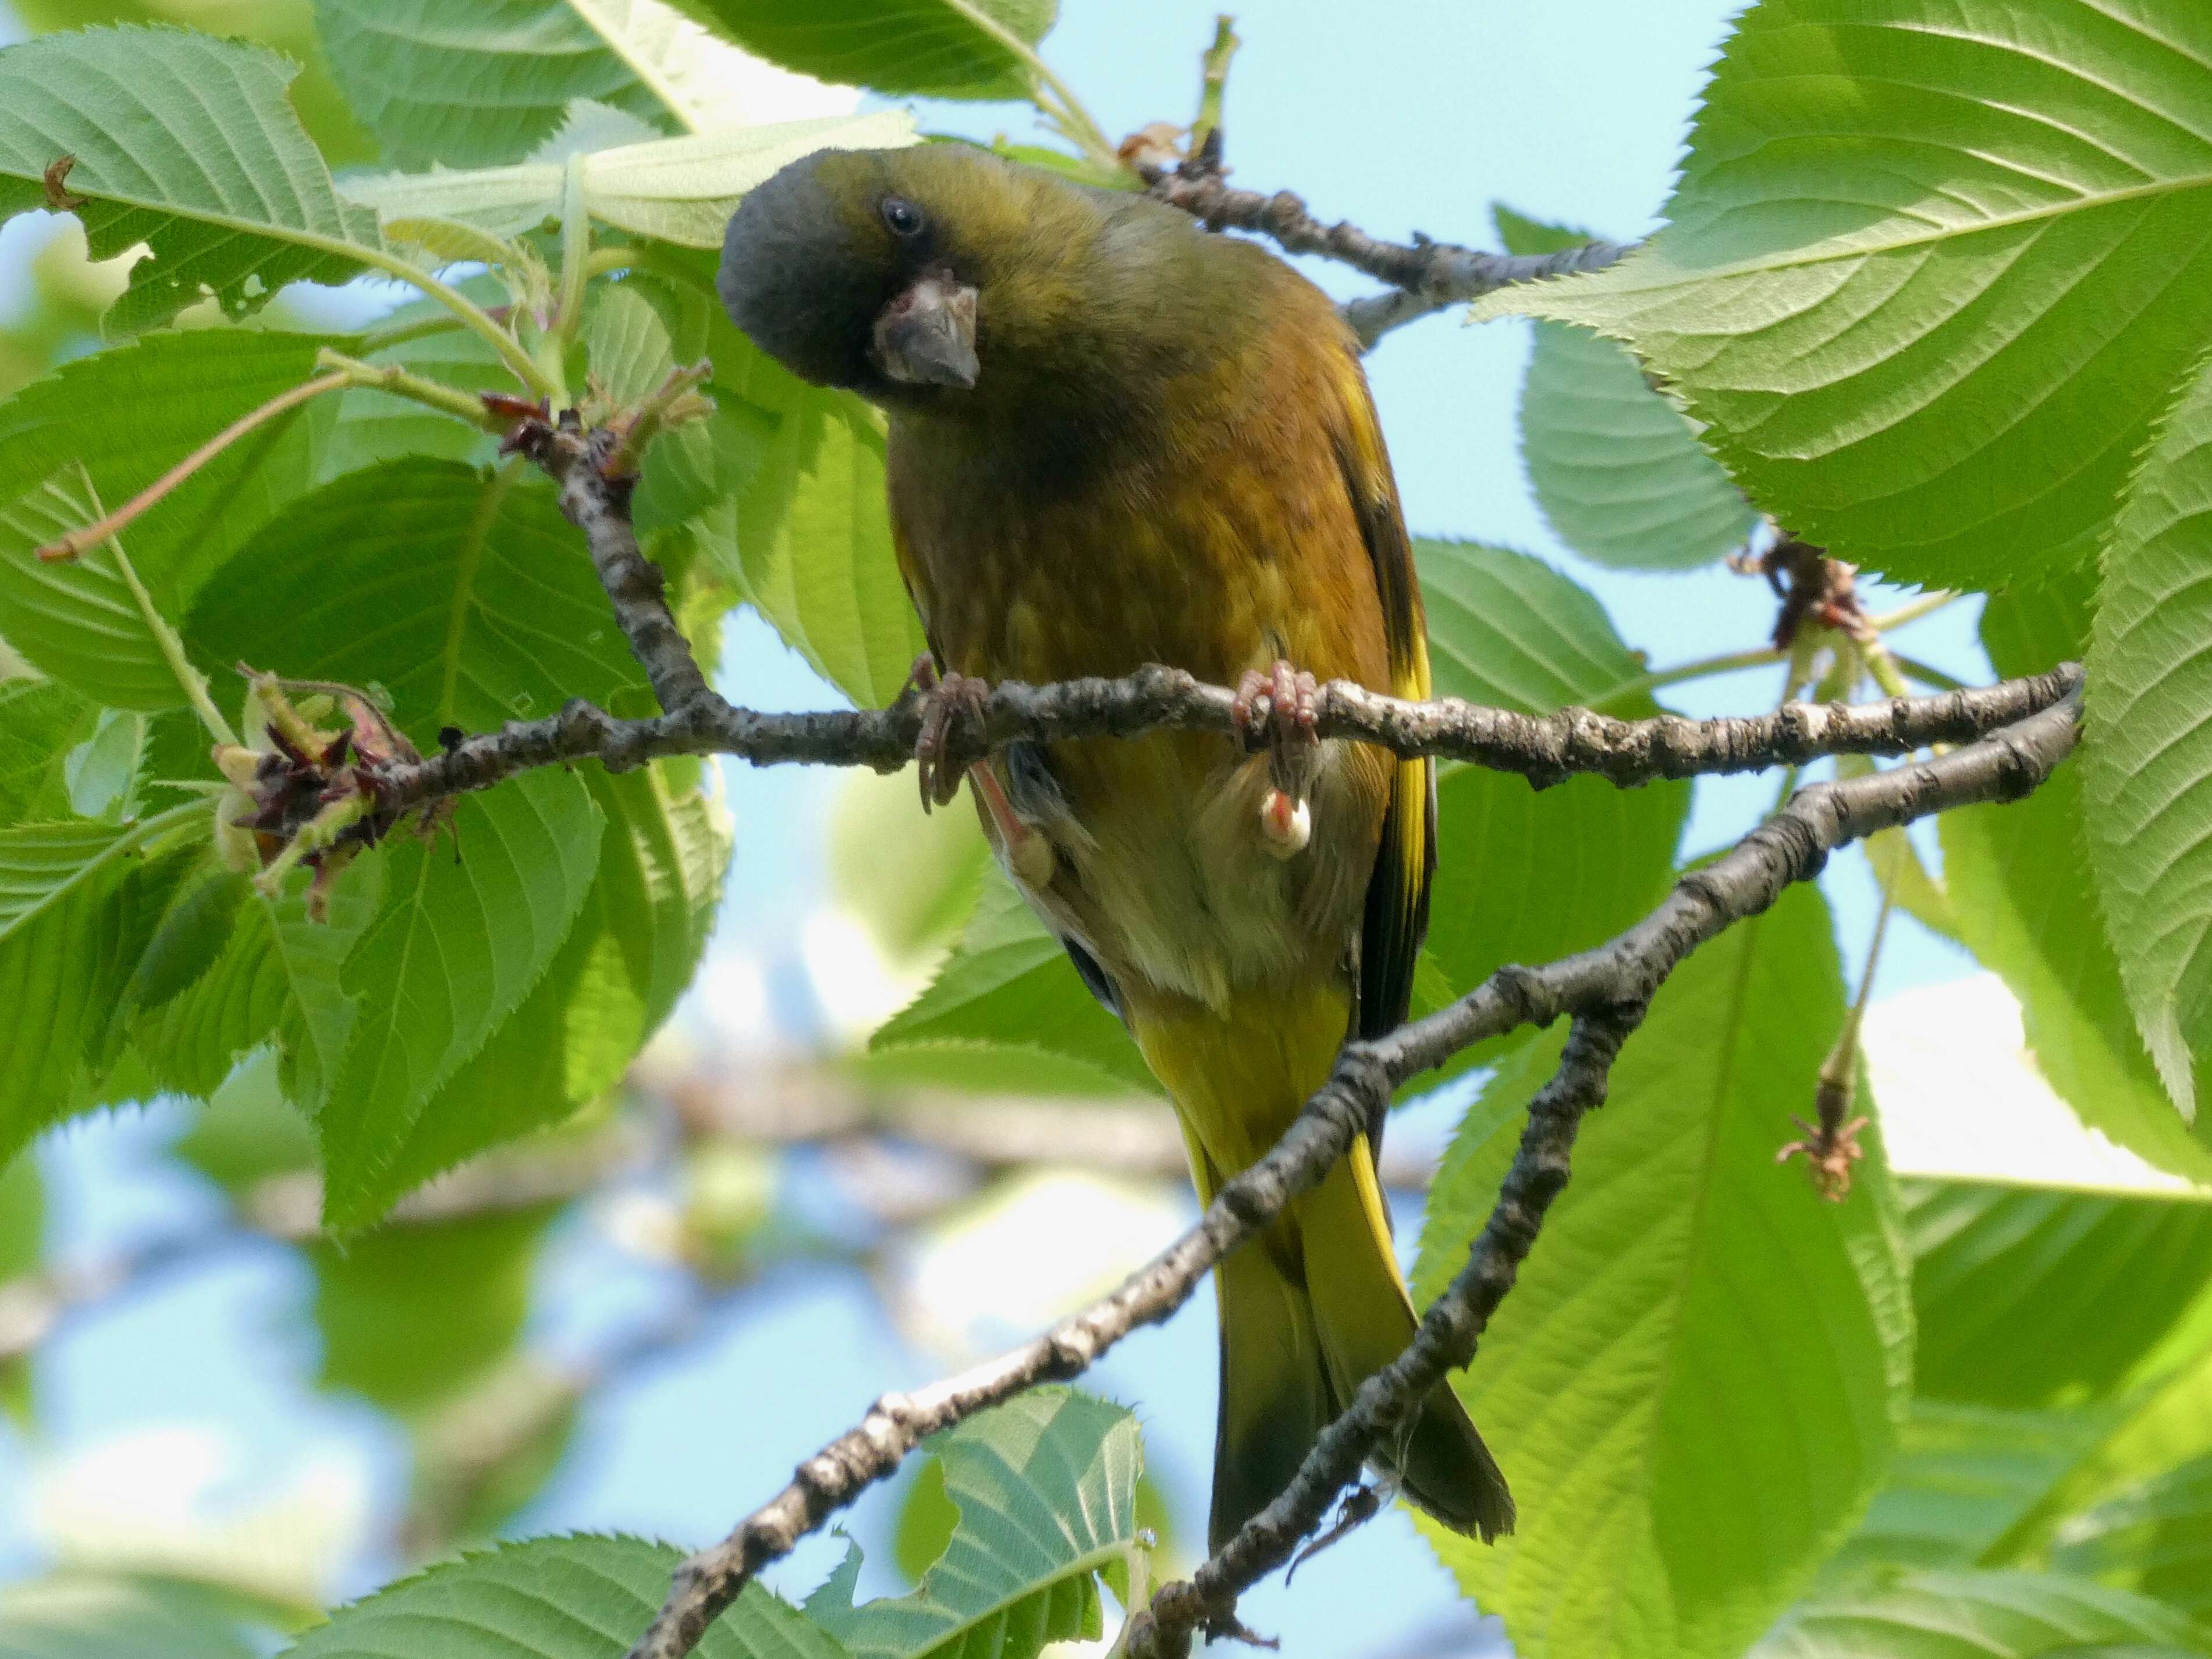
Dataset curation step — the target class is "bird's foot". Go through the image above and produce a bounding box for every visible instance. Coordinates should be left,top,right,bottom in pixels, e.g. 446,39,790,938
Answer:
907,655,989,812
1234,660,1320,859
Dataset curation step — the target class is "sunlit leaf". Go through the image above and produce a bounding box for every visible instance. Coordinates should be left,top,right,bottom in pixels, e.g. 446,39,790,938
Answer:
0,466,183,711
0,329,341,603
1414,882,1911,1659
1412,541,1687,1063
873,875,1154,1097
1473,0,2212,591
0,26,386,334
2085,352,2212,1116
281,1533,848,1659
345,110,915,248
1755,1569,2203,1659
1943,580,2212,1181
673,0,1058,101
1494,207,1752,572
319,770,603,1228
807,1388,1142,1659
0,680,94,827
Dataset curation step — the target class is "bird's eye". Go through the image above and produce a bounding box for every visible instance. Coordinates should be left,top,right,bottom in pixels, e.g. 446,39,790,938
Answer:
880,196,926,238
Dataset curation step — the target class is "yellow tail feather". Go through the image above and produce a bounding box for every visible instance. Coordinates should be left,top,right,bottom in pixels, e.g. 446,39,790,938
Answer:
1142,995,1513,1552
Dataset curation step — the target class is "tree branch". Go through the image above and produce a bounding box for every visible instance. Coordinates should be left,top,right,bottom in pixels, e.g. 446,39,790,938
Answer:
372,661,2080,821
1134,159,1631,349
506,412,712,714
619,693,2080,1659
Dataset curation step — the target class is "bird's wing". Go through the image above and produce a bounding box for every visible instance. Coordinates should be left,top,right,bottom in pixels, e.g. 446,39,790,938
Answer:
1329,351,1437,1047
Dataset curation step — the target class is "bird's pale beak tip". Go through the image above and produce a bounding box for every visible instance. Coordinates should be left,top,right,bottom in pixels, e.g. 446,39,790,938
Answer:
875,275,981,389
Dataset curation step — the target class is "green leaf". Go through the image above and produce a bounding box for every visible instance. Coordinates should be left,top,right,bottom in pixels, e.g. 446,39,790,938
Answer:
1908,1175,2212,1410
0,810,195,948
1472,1,2212,592
872,875,1156,1097
709,382,925,709
2085,353,2212,1116
370,760,729,1196
317,0,787,167
0,826,197,1160
2051,1451,2212,1620
1412,540,1688,1058
345,110,916,249
1416,536,1649,711
0,1576,264,1659
281,1533,850,1659
807,1388,1142,1659
1941,580,2212,1180
0,680,94,826
313,1206,560,1414
1493,208,1753,572
187,458,644,741
674,0,1057,101
0,466,184,711
119,864,251,1016
1827,1402,2117,1582
0,26,386,334
1754,1569,2204,1659
133,864,381,1105
1414,881,1912,1659
315,0,682,169
0,329,342,604
319,770,603,1228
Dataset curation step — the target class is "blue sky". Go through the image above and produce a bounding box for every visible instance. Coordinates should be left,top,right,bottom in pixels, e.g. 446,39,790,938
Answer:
0,3,2000,1655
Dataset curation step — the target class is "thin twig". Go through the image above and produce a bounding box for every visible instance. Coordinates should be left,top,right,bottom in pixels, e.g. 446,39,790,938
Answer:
35,372,349,561
619,694,2081,1659
1135,159,1631,349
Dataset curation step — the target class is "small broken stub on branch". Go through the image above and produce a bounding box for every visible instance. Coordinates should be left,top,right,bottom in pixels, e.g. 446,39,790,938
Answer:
213,667,455,919
1732,534,1874,653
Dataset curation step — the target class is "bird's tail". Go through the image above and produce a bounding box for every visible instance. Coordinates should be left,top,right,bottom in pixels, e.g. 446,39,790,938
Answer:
1207,1133,1515,1554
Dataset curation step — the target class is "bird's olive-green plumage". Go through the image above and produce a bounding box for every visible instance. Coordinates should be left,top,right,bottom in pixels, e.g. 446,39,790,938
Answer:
720,143,1511,1551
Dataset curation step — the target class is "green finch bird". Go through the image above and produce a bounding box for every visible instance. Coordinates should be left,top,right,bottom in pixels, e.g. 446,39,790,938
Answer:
718,141,1512,1552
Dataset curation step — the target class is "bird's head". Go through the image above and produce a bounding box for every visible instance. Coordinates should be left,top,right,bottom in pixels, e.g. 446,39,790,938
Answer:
716,144,1153,413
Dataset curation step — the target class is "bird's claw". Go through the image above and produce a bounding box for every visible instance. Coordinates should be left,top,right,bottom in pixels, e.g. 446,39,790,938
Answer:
907,655,989,813
1234,660,1320,858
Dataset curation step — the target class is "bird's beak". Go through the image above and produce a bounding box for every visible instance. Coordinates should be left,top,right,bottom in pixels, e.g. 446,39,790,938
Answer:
873,274,979,389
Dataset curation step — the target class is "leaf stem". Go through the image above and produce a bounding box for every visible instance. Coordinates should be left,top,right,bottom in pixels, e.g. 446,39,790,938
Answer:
1869,589,1959,633
356,309,465,356
1190,14,1240,154
35,373,351,563
555,152,592,363
944,0,1120,167
60,465,235,746
351,245,558,398
315,349,509,430
1888,651,1968,693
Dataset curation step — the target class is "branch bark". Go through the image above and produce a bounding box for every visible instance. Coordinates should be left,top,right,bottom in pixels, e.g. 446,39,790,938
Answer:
372,659,2080,821
1135,159,1631,348
619,693,2080,1659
